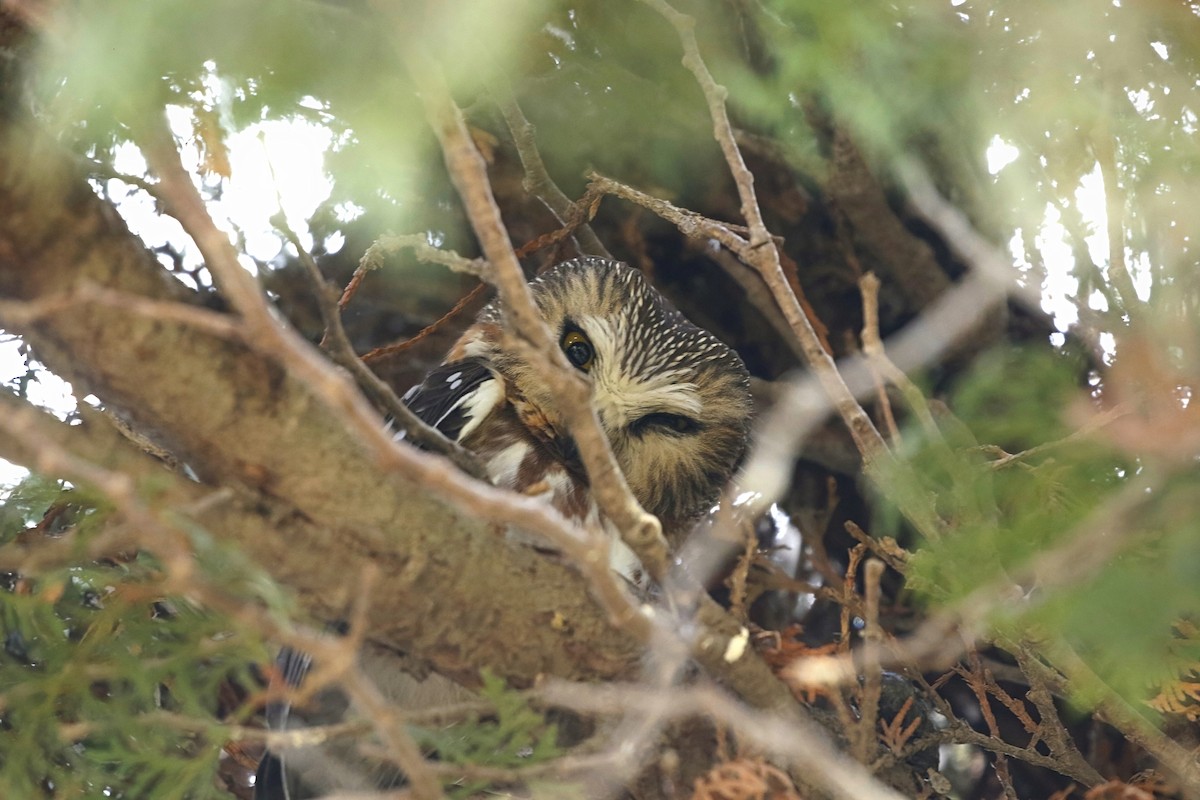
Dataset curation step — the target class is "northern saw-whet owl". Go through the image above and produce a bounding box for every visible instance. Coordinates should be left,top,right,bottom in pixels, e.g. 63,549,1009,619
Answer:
402,256,753,569
254,257,752,799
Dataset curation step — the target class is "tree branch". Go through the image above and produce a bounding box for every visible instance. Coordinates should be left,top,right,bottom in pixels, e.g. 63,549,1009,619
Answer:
494,84,612,260
397,40,672,583
639,0,888,467
273,214,486,480
0,118,646,690
0,77,808,742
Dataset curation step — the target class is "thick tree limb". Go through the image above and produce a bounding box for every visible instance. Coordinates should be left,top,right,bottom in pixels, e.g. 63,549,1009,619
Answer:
0,121,643,688
826,129,951,311
0,111,806,732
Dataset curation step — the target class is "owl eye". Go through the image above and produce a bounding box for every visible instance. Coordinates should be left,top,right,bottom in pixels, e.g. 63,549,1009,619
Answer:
560,329,595,370
631,412,701,436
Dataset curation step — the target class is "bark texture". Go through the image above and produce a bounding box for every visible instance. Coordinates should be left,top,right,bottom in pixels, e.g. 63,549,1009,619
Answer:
0,122,645,690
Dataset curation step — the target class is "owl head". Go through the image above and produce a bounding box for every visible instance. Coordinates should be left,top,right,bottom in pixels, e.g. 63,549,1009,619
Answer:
478,257,752,534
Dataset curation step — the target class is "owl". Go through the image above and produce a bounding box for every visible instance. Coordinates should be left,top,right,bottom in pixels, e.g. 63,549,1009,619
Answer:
254,257,752,799
402,256,753,566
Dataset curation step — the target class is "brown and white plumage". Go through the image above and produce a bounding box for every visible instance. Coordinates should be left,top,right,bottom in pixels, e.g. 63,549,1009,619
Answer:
255,257,751,799
402,257,753,557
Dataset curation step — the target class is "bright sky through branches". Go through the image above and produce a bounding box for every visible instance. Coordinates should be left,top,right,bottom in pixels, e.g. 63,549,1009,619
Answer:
0,114,334,492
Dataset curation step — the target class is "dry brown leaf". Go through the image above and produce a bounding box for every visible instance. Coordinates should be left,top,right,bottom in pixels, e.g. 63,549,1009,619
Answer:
469,125,500,164
193,105,231,179
691,757,804,800
753,624,838,670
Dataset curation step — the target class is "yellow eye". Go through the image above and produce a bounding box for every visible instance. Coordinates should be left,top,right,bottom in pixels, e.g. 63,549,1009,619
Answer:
561,329,595,371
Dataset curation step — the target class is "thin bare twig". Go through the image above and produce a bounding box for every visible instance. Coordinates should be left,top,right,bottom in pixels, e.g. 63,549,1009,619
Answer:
138,118,279,336
843,521,909,576
537,680,909,800
709,247,810,359
341,668,446,800
638,0,887,466
854,559,885,764
271,213,486,479
725,515,758,623
963,651,1020,800
340,233,489,349
879,719,1103,786
360,284,487,364
84,158,165,198
638,0,770,247
1012,645,1104,786
859,281,901,445
59,711,370,751
983,404,1130,470
494,85,611,259
397,41,670,583
859,272,940,439
1045,643,1200,791
0,283,240,341
360,233,489,280
0,395,197,581
418,750,624,782
587,172,752,254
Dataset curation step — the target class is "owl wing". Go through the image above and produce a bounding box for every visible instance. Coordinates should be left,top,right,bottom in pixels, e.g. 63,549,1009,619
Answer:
255,359,499,800
397,357,499,443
